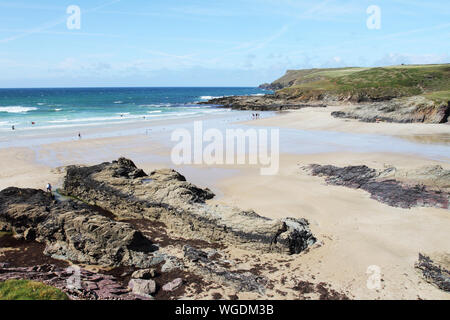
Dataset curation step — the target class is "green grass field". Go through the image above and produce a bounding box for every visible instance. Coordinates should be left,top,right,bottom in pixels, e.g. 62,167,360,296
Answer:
0,279,69,300
274,64,450,102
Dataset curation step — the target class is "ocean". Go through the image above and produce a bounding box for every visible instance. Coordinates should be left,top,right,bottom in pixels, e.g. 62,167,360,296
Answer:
0,87,268,132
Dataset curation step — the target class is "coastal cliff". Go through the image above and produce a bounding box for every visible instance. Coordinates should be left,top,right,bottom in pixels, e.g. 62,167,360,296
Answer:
204,64,450,124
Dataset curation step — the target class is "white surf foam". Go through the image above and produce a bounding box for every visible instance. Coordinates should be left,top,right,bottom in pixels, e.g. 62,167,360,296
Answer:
140,103,173,108
0,106,38,113
199,96,222,100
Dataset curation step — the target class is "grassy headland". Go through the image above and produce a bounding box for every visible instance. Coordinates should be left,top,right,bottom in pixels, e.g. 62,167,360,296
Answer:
270,64,450,103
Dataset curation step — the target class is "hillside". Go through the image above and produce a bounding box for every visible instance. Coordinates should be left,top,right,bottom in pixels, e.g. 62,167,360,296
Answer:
263,64,450,103
203,64,449,123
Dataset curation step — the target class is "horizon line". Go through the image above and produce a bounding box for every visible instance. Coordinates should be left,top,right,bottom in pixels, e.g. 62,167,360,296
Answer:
0,85,263,90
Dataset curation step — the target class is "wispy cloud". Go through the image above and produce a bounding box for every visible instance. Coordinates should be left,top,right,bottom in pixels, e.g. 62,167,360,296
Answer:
209,0,331,62
0,1,62,11
0,28,123,38
0,0,121,44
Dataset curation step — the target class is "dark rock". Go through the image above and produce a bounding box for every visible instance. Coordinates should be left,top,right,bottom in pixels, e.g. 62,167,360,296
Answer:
198,95,326,111
0,187,158,268
415,253,450,292
184,245,209,263
308,164,449,209
309,165,377,188
182,245,267,293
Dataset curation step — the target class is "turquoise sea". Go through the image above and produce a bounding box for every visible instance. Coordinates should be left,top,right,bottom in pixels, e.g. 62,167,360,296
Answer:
0,87,268,132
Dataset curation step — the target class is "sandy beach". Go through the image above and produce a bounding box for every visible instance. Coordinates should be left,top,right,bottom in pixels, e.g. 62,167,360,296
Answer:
1,106,449,300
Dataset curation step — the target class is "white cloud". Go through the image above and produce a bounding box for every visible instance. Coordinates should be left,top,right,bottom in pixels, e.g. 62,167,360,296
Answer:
374,53,450,66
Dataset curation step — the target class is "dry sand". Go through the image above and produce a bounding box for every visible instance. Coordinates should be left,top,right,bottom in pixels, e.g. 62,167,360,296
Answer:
1,107,449,300
242,105,450,138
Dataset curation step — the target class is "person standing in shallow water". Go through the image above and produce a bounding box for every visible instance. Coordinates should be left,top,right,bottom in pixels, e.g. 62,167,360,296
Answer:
78,132,81,139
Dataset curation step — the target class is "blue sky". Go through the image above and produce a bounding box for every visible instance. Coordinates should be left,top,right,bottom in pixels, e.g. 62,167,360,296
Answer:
0,0,448,87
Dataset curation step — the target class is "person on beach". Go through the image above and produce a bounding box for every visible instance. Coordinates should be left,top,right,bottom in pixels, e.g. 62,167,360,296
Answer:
11,125,14,130
78,132,81,139
46,183,52,193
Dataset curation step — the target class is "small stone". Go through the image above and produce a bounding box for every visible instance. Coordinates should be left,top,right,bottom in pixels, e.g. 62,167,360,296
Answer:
128,279,156,296
131,268,156,279
206,249,220,259
184,245,208,263
162,278,183,292
84,282,99,291
161,257,183,273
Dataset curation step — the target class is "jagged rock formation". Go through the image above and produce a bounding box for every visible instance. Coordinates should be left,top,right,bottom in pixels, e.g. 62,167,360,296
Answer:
0,187,158,267
331,97,450,124
306,164,449,209
415,253,450,292
198,95,326,111
62,158,316,254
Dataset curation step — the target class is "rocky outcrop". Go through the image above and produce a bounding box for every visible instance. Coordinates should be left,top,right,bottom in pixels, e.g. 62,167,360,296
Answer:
306,164,449,209
183,245,267,294
258,83,279,90
0,187,158,267
198,95,326,111
331,97,450,124
62,158,316,254
415,253,450,292
200,94,449,124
